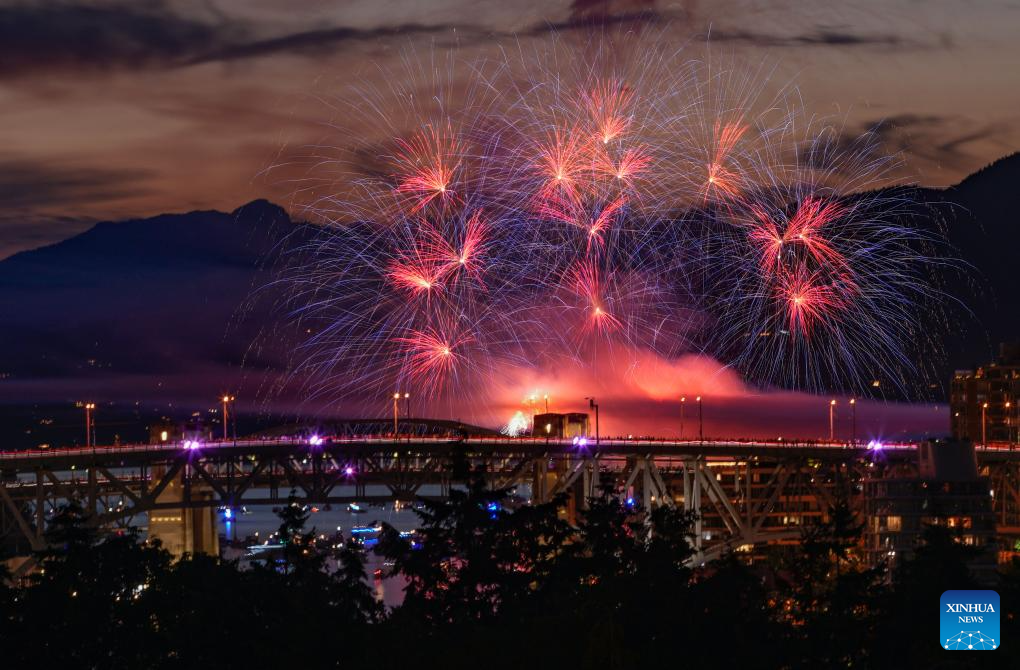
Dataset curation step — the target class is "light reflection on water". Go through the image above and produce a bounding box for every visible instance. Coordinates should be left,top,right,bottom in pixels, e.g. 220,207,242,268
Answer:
215,497,424,609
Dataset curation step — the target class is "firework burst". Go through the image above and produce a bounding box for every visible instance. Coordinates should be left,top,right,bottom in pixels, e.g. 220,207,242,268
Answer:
273,37,951,413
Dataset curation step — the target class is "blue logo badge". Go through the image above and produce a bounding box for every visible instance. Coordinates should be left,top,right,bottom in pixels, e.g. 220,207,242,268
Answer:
941,590,1000,650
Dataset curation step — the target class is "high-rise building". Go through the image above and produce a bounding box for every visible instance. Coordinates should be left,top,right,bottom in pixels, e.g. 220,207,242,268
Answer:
950,342,1020,445
863,440,998,580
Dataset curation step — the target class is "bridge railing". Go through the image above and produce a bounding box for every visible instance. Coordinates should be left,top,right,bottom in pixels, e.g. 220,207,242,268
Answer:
0,433,929,462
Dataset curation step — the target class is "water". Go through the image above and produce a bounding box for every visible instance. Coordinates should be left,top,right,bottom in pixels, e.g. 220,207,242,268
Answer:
215,498,424,608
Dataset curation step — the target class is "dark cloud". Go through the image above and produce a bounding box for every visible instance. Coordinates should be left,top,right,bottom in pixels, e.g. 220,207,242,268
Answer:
0,1,934,81
708,27,909,49
0,2,226,76
796,113,1013,184
860,115,1006,176
0,157,153,210
187,22,462,66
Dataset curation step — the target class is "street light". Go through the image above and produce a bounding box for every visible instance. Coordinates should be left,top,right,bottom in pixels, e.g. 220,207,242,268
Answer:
1012,399,1019,451
544,394,549,414
680,396,686,440
393,392,401,436
82,402,95,449
829,399,837,441
1006,401,1013,447
849,398,857,445
982,402,989,449
221,395,235,440
696,396,703,443
585,397,600,447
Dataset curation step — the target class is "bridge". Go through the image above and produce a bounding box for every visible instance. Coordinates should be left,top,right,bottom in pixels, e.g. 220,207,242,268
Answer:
3,433,1019,576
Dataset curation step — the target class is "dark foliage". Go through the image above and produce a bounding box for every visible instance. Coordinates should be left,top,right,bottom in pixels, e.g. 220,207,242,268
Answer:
2,474,1018,669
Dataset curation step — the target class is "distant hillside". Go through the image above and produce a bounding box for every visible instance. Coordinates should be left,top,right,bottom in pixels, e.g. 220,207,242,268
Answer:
918,152,1020,374
0,199,306,393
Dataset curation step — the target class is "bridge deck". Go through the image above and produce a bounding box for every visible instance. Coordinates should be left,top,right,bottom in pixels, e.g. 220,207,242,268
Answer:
0,436,930,468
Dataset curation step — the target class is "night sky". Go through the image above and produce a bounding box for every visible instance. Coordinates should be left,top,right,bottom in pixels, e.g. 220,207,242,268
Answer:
1,1,1018,443
2,0,1019,258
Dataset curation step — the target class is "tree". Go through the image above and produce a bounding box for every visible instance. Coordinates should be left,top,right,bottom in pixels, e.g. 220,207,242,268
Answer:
782,497,883,668
273,489,323,577
870,523,987,669
5,500,173,667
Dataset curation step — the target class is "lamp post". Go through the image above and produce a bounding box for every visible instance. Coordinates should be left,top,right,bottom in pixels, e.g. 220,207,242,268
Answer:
680,396,686,440
696,396,703,443
849,398,857,445
1006,401,1012,447
544,394,549,414
982,402,988,449
829,399,837,441
83,402,95,450
221,395,235,440
586,397,600,447
404,392,411,438
1007,397,1015,448
393,392,400,436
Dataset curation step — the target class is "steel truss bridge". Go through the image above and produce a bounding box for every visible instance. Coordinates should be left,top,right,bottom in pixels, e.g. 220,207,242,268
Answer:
3,433,1020,575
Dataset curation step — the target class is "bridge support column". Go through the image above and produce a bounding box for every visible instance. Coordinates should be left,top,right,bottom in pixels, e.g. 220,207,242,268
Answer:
147,466,220,558
682,459,703,560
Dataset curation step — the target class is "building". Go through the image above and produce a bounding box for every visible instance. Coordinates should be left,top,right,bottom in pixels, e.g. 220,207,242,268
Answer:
864,439,997,579
145,423,220,557
951,342,1020,444
532,412,589,438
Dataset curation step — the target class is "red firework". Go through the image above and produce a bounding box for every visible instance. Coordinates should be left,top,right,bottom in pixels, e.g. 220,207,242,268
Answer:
748,197,847,277
394,124,460,213
587,195,626,251
426,210,488,284
567,259,621,336
778,266,839,336
703,120,746,201
586,80,635,145
784,196,846,267
535,127,585,205
537,193,625,253
395,327,467,385
387,253,442,297
598,146,652,184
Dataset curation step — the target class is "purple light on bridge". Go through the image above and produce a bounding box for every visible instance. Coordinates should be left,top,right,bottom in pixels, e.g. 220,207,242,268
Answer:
309,435,324,446
867,440,884,450
183,440,201,450
344,466,355,476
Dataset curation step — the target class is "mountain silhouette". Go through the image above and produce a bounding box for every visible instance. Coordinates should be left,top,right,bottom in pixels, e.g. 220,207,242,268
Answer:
0,199,305,394
936,152,1020,368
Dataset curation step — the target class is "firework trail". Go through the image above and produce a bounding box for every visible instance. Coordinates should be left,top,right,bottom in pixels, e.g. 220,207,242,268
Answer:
273,36,950,415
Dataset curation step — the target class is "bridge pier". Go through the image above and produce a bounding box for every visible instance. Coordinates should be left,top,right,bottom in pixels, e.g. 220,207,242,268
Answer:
147,465,219,558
